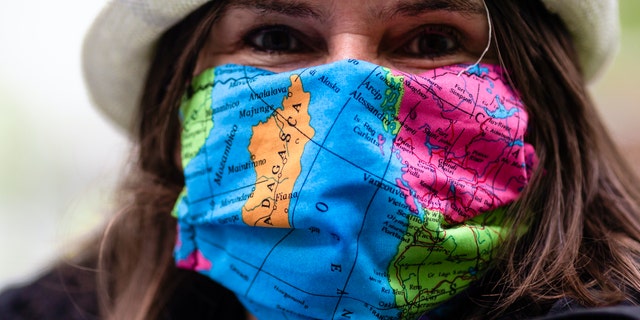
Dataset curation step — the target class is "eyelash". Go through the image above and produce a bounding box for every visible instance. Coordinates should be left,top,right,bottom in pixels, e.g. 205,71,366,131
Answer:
242,24,312,54
398,25,463,59
242,24,463,59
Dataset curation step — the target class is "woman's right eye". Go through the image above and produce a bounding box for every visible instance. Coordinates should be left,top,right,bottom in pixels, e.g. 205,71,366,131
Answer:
397,25,462,59
244,25,306,53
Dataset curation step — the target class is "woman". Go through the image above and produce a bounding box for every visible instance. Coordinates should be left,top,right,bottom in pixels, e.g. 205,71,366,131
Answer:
2,0,639,319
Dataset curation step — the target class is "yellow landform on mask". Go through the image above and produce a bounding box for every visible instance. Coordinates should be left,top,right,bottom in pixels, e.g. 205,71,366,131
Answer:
172,69,215,218
242,75,315,227
388,207,507,319
179,68,215,168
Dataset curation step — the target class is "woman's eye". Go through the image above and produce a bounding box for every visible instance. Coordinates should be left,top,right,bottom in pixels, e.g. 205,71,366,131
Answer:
401,26,461,58
244,25,304,53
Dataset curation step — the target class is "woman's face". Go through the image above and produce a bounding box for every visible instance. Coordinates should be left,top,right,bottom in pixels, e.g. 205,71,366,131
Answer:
195,0,492,74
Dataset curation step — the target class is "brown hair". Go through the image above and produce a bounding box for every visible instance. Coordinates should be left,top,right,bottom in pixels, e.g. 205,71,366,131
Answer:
95,2,228,319
482,0,640,314
94,0,640,319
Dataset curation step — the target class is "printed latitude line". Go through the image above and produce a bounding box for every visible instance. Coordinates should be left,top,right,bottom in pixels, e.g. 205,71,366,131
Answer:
189,65,411,204
188,67,413,205
408,70,498,168
187,179,269,205
404,74,525,190
236,67,314,299
414,66,505,120
200,83,217,201
191,68,513,204
243,228,295,297
186,73,270,121
232,64,408,314
197,227,417,310
328,71,428,317
212,73,269,85
185,66,314,205
235,64,407,312
242,65,313,117
287,95,352,228
195,229,264,271
250,71,313,227
485,106,525,191
466,84,526,192
186,155,411,206
331,124,397,318
189,71,262,202
196,221,460,310
288,65,381,228
425,67,500,82
472,80,480,119
465,125,523,190
442,127,466,163
407,72,473,117
190,73,268,94
410,67,499,119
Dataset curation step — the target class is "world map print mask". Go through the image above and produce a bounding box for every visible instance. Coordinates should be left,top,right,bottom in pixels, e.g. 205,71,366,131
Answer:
173,59,538,319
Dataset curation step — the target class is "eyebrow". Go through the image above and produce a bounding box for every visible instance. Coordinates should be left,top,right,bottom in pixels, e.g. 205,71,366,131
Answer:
227,0,323,20
225,0,484,21
388,0,485,18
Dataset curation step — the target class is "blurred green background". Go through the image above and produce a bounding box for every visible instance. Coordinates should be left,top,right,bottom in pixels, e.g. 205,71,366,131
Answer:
620,0,640,29
593,0,640,172
0,0,639,290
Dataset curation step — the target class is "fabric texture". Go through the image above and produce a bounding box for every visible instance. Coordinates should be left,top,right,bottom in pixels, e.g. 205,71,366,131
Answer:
172,59,537,319
82,0,620,133
3,265,640,319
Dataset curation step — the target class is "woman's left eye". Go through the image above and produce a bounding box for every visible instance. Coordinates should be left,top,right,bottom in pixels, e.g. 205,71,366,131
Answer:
244,25,306,53
399,25,461,58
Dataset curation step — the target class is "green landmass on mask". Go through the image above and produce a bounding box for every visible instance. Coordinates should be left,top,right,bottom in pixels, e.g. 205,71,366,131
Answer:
180,68,215,168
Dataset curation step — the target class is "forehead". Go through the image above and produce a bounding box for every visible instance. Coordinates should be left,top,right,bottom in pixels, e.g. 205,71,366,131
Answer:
225,0,485,20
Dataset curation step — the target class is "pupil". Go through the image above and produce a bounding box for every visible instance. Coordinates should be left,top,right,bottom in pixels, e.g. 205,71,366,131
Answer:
263,31,290,51
420,34,451,54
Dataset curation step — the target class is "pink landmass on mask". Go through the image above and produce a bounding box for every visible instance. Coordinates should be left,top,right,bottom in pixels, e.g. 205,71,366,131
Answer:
391,65,537,223
378,134,386,155
176,249,213,271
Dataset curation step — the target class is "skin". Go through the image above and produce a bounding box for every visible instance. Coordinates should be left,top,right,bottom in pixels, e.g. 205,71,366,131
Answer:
195,0,493,75
194,1,492,318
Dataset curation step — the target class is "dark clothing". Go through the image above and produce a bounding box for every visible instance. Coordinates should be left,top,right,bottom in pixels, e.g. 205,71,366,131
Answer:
540,302,640,320
0,264,99,320
1,265,639,319
0,264,245,320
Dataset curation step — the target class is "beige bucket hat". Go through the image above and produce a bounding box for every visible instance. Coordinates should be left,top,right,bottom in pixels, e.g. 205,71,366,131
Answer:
82,0,620,132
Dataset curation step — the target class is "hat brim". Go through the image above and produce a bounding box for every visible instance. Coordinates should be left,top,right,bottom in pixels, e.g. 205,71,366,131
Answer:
82,0,209,133
82,0,619,133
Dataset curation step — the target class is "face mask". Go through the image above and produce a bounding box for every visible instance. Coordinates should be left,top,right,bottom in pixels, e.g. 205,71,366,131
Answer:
173,59,538,319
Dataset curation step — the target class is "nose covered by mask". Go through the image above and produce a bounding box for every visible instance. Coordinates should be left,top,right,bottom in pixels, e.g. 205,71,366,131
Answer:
173,59,538,319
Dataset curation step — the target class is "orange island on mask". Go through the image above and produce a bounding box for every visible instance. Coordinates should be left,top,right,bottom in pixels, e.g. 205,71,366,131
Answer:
173,59,538,320
71,0,630,319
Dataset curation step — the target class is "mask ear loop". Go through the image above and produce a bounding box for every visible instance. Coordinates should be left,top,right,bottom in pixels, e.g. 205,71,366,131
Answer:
457,0,492,76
